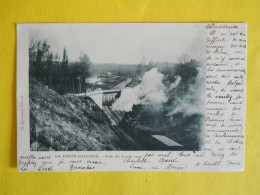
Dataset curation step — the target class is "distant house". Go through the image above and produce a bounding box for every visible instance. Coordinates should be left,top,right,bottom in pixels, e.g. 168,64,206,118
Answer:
85,77,99,84
85,76,105,91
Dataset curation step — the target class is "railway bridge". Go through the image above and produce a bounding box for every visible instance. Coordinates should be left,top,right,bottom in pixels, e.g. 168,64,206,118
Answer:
68,78,183,150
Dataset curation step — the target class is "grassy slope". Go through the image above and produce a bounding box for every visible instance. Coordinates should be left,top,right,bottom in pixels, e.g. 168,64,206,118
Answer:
29,77,135,151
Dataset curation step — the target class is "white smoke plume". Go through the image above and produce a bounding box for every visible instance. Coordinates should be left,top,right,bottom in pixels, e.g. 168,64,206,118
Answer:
112,64,205,117
170,76,182,90
112,68,168,112
166,67,205,116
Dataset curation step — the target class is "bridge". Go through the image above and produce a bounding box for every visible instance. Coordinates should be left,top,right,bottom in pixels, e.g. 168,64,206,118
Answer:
67,77,132,97
67,78,183,150
87,89,121,96
67,88,124,97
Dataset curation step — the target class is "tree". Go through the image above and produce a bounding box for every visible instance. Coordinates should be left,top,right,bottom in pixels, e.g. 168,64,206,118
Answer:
68,52,91,93
62,48,68,65
77,52,91,92
78,52,91,76
46,51,54,87
29,39,51,83
29,39,93,95
59,48,69,94
54,52,60,62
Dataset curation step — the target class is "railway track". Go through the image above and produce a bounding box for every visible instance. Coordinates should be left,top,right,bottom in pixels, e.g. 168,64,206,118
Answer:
112,78,132,89
101,77,183,150
102,78,131,125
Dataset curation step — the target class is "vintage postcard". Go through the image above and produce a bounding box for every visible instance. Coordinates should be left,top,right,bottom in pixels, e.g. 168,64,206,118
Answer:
17,23,246,171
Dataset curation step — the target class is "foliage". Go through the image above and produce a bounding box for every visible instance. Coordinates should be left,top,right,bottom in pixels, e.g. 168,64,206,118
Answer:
29,77,137,151
29,39,91,94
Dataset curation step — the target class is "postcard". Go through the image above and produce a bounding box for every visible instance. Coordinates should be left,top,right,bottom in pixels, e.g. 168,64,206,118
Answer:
17,23,246,171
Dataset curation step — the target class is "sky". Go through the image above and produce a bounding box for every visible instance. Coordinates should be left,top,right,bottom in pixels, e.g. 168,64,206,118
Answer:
29,23,206,64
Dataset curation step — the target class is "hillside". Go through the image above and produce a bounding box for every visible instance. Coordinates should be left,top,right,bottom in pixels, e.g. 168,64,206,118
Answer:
29,77,136,151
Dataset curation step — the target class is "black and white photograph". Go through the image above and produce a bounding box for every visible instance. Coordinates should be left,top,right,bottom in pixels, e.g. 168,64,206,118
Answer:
28,23,206,151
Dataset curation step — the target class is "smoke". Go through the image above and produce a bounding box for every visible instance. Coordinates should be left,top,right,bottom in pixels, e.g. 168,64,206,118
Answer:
112,68,168,112
169,76,182,90
112,63,205,118
111,61,205,150
166,66,205,116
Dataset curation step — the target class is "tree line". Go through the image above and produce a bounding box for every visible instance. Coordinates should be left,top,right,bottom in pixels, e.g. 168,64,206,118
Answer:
92,63,154,79
29,39,91,94
30,39,184,95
